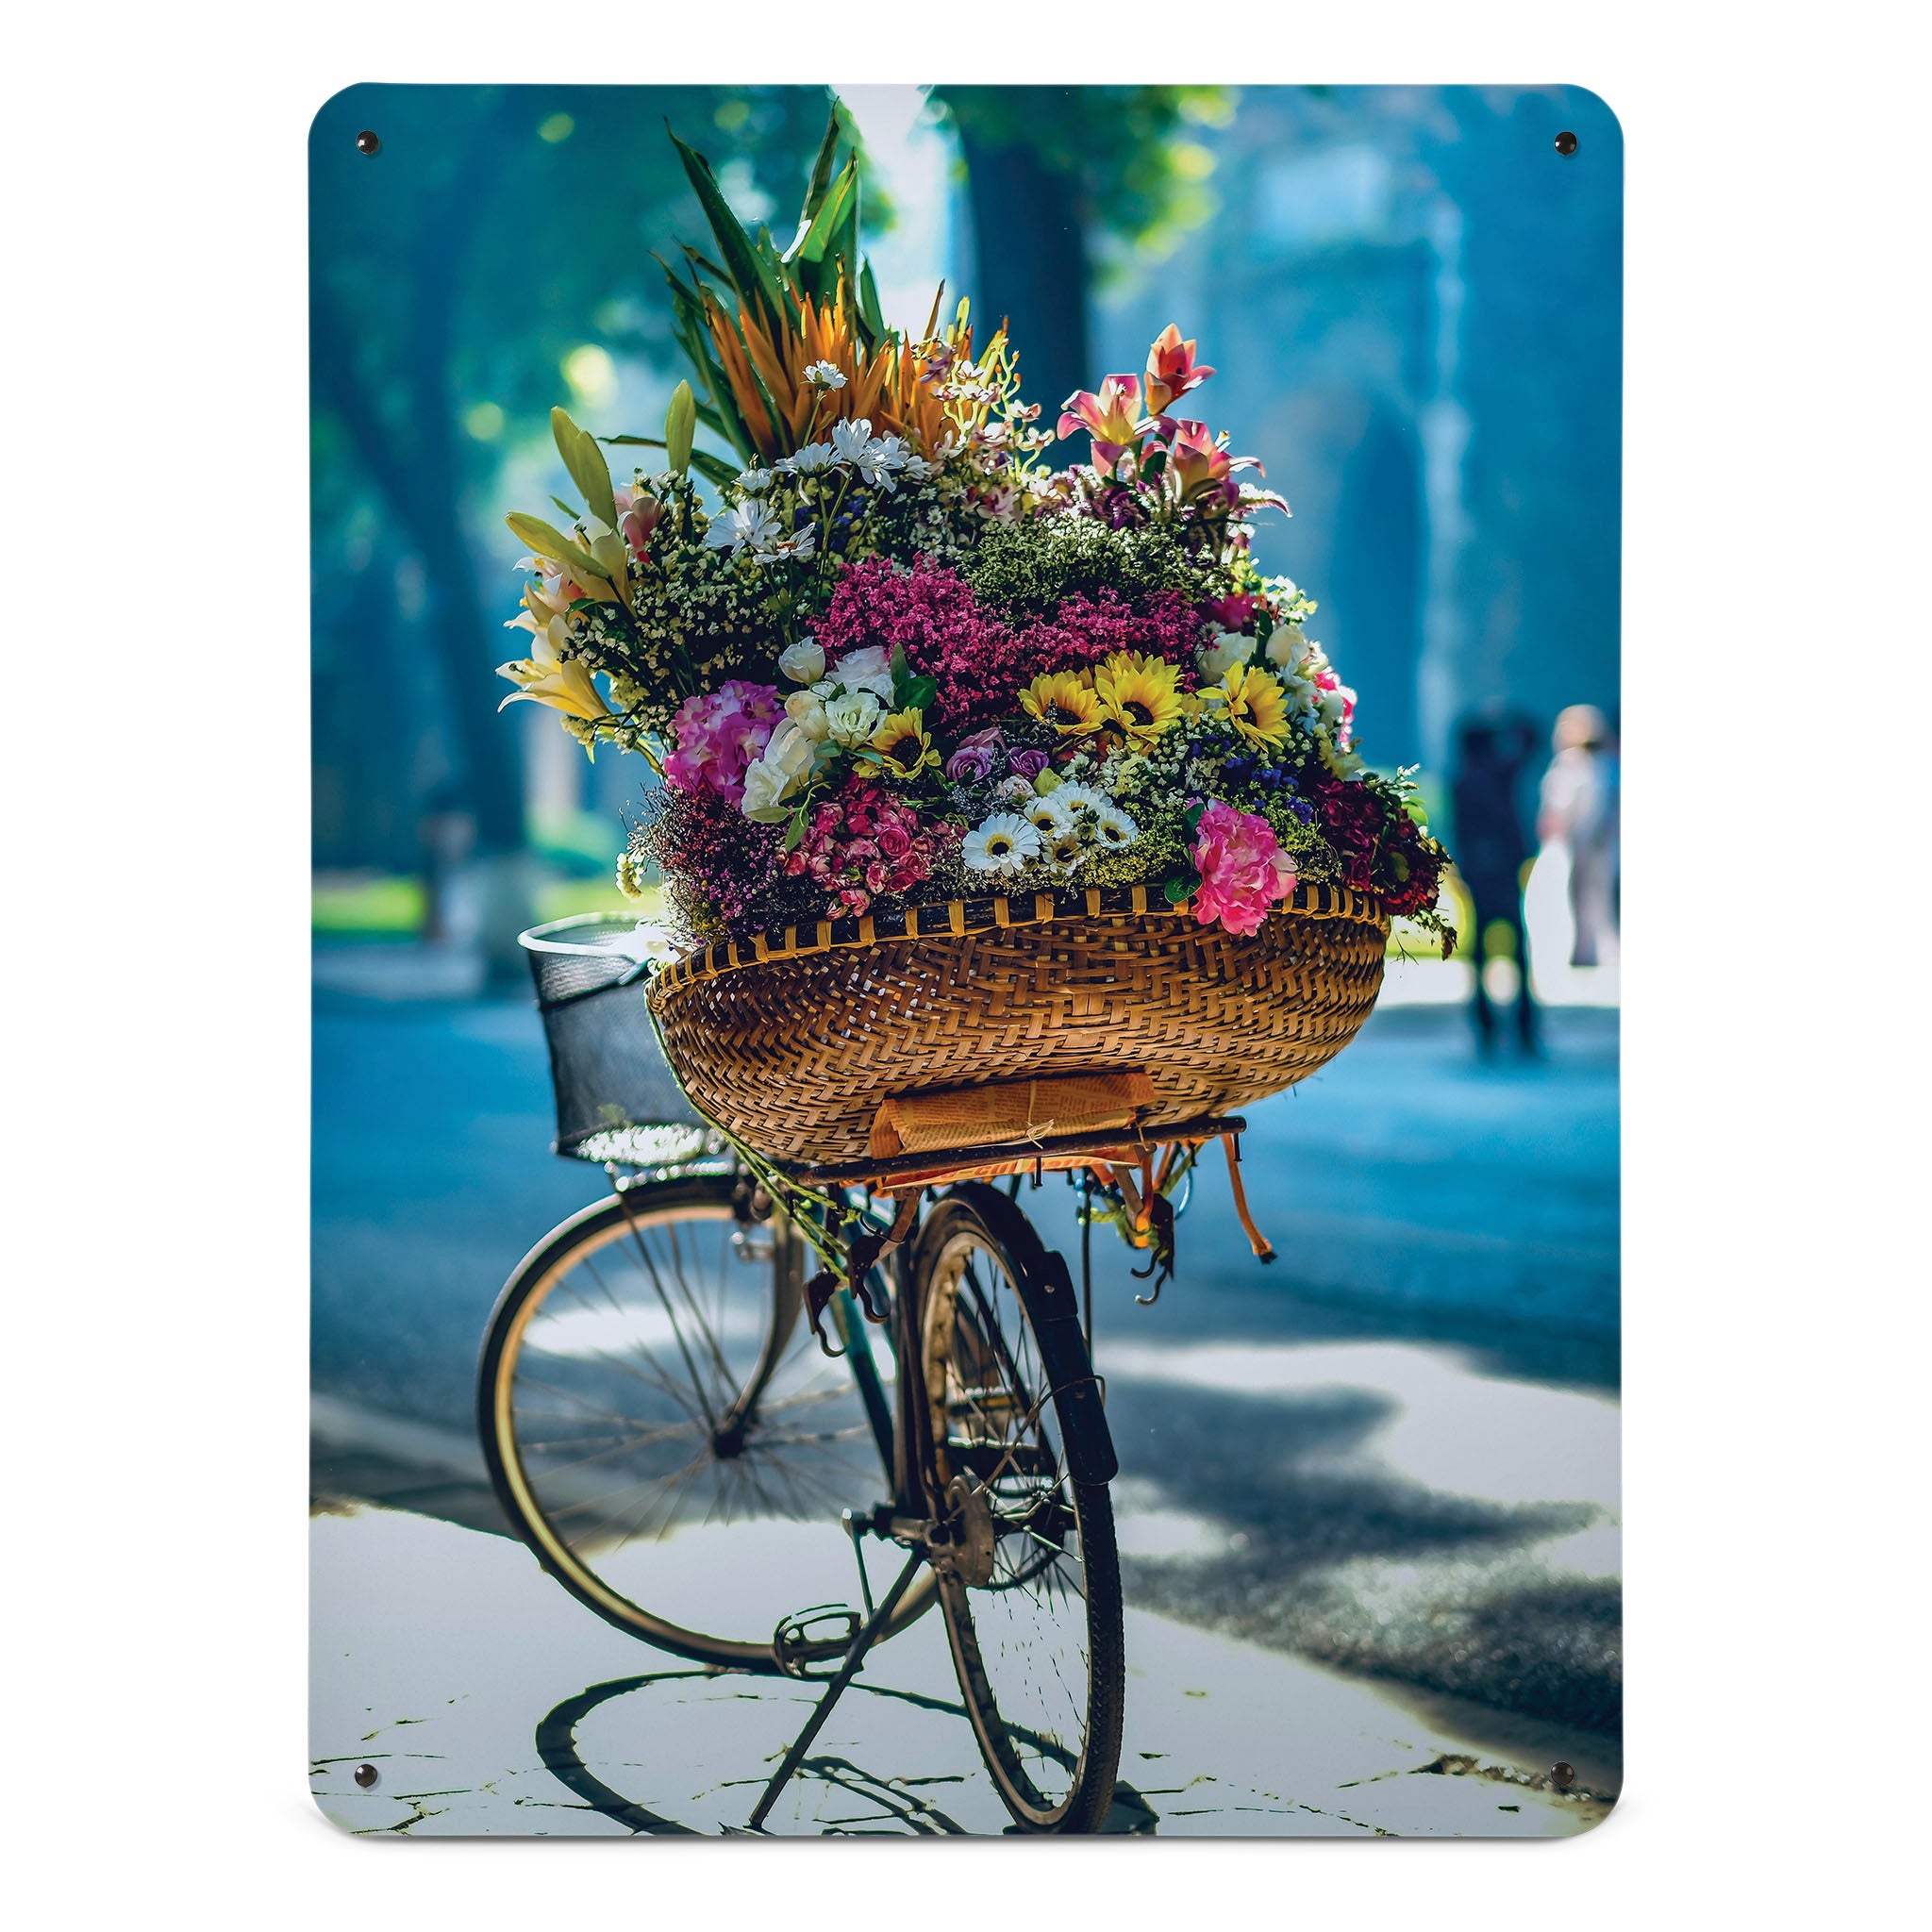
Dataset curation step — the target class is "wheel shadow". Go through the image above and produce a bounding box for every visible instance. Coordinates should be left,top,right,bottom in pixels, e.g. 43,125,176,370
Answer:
536,1671,1158,1836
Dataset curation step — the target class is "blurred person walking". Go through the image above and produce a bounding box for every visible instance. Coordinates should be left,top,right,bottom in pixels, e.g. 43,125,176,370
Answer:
1451,711,1541,1057
1539,705,1621,967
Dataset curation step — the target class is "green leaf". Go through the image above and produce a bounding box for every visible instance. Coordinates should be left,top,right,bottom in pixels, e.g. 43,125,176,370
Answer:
549,494,581,520
900,675,937,714
1163,874,1201,906
794,108,843,241
505,513,616,597
687,448,741,490
856,257,886,347
665,381,696,475
781,811,807,852
552,408,618,529
667,125,783,328
656,254,758,463
1182,800,1208,835
794,159,856,270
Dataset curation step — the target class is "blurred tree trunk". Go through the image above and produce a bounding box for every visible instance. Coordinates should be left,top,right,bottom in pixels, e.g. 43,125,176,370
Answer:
956,114,1091,425
310,100,526,856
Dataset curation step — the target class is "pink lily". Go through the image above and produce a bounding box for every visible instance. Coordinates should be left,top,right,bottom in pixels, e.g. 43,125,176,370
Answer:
1163,419,1240,505
617,490,662,564
1058,374,1148,470
1143,325,1215,415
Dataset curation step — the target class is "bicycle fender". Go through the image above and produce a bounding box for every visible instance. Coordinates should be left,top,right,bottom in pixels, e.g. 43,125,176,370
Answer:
1029,1252,1118,1487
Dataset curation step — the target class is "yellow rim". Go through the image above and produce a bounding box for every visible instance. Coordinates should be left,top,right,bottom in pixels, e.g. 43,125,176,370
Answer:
652,877,1388,997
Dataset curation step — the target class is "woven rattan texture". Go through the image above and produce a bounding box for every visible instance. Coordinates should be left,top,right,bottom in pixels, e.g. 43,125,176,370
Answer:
650,898,1390,1166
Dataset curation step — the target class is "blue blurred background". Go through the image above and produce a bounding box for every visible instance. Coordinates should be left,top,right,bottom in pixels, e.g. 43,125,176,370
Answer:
310,84,1623,1777
309,82,1619,965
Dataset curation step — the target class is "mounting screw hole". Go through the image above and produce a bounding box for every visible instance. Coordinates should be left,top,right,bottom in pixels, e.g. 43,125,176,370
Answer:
356,130,381,157
1554,130,1578,157
1549,1761,1575,1789
353,1762,381,1789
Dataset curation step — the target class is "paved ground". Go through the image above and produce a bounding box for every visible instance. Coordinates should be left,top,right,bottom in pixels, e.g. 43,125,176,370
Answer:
310,1506,1613,1837
312,958,1619,1833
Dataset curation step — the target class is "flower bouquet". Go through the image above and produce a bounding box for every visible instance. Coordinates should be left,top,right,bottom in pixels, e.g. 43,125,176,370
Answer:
501,114,1452,1176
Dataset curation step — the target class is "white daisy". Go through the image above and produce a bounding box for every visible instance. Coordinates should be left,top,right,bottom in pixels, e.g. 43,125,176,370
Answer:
1021,795,1071,838
830,418,876,464
804,360,848,391
1043,826,1089,871
703,500,780,555
1048,782,1107,828
1093,807,1140,849
961,813,1041,878
779,441,839,474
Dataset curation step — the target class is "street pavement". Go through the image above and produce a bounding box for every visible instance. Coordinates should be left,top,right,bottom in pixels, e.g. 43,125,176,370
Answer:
312,955,1619,1833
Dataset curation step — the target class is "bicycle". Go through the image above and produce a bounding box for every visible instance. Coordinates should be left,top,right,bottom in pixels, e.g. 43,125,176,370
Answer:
478,914,1259,1834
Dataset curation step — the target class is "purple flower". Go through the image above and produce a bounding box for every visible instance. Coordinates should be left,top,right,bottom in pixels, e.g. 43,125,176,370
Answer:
945,742,999,782
1008,748,1050,781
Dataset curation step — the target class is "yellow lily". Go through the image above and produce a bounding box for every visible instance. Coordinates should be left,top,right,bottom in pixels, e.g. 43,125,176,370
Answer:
497,610,611,724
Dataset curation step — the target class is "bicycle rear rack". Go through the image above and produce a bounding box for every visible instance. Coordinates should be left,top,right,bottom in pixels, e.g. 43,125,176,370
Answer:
772,1112,1246,1192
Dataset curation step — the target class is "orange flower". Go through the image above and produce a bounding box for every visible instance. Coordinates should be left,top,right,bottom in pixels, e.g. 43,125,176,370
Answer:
1143,325,1215,415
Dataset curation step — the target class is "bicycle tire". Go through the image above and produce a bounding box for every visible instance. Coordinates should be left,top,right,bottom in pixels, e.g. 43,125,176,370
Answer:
478,1175,930,1671
914,1182,1125,1832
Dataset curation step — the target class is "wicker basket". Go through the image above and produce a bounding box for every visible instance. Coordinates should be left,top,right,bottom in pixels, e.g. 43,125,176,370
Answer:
648,879,1390,1170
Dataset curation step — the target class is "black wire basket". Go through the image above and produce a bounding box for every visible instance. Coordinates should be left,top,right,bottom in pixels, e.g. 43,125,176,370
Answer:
520,913,722,1168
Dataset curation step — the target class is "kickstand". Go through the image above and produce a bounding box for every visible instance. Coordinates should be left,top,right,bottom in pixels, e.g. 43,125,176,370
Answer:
743,1547,924,1833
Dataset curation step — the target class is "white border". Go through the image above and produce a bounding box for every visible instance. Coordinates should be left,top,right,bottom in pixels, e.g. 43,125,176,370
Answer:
6,2,1923,1923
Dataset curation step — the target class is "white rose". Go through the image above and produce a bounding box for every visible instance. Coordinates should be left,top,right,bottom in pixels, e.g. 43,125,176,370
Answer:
824,690,885,747
1263,626,1302,670
784,690,830,741
831,644,898,705
778,636,825,684
1197,634,1251,683
740,722,817,821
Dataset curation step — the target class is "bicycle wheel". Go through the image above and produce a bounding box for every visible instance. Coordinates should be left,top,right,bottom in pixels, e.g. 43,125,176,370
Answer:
479,1174,924,1670
915,1183,1125,1832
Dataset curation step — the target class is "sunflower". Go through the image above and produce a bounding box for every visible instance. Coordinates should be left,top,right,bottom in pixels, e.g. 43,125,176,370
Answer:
1208,664,1291,750
1019,670,1104,737
860,708,940,778
1093,652,1183,746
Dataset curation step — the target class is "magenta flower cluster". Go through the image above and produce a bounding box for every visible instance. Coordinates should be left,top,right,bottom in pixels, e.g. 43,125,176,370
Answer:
783,778,957,918
663,680,783,803
814,558,1209,733
1190,799,1297,936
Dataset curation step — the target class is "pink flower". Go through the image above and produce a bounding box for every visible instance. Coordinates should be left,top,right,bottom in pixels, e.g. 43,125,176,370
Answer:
615,487,662,564
1190,799,1297,936
1204,592,1259,633
1162,419,1241,507
1057,375,1147,470
663,680,783,804
1143,325,1215,415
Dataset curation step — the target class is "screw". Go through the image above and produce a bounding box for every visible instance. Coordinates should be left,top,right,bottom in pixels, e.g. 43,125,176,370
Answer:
1549,1761,1575,1790
353,1763,381,1789
1554,131,1578,157
356,130,381,157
